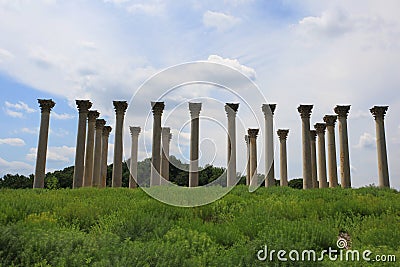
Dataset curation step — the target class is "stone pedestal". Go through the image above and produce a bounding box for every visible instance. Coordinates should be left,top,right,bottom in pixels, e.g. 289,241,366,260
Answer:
112,101,128,187
150,102,165,186
92,119,106,187
370,106,390,188
225,103,239,187
161,127,172,185
33,99,55,188
84,110,99,187
189,102,202,187
310,130,318,188
262,104,276,187
334,105,351,188
73,100,92,188
248,129,259,187
277,129,289,186
245,135,250,186
297,105,313,189
323,115,338,187
314,123,328,188
101,126,112,188
129,126,141,188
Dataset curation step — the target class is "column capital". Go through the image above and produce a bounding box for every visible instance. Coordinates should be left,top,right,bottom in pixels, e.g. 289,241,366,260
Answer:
334,105,351,118
76,100,92,113
189,102,202,118
262,104,277,116
129,126,141,136
245,134,249,144
310,130,317,141
323,115,337,126
151,101,165,116
162,127,171,136
38,99,55,113
113,101,128,115
95,119,106,130
103,126,112,137
297,104,313,118
314,123,326,134
277,129,289,140
370,106,388,120
247,128,259,138
225,103,239,116
87,110,100,122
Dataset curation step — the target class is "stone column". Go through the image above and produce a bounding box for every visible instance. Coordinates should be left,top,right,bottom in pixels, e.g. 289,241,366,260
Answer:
189,102,202,187
277,129,289,186
310,130,318,188
262,104,276,187
83,110,99,187
160,127,171,185
225,103,239,187
73,100,92,188
245,135,250,186
323,115,338,187
33,99,55,188
370,106,390,188
297,105,313,189
92,119,106,187
334,105,351,188
101,126,112,188
248,129,259,187
314,123,328,188
112,101,128,187
129,126,141,188
150,102,165,186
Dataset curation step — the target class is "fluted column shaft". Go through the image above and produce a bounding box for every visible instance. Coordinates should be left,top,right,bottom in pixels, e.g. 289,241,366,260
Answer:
101,126,112,188
277,129,289,186
112,101,128,187
315,123,328,188
33,99,55,188
93,119,106,187
298,105,313,189
245,135,250,186
334,105,351,188
160,127,171,185
151,102,164,186
262,104,276,187
324,115,338,187
129,126,140,188
310,130,318,188
225,103,239,187
189,102,202,187
84,110,99,187
248,129,259,187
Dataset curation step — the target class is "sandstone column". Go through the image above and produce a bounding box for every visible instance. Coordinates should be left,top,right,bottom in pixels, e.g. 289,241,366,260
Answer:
112,101,128,187
150,102,165,186
129,126,141,188
33,99,55,188
370,106,390,188
262,104,276,187
334,105,351,188
101,126,112,188
277,129,289,187
92,119,106,187
245,135,250,186
248,128,259,187
83,110,99,187
314,123,328,188
297,105,313,189
323,115,338,187
73,100,92,188
310,130,318,188
160,127,171,185
189,102,202,187
225,103,239,187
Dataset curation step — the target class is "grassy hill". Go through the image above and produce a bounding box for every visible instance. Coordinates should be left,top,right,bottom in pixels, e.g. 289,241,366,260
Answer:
0,186,399,266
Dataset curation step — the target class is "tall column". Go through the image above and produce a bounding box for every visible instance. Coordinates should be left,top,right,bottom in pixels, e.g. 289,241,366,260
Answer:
112,101,128,187
310,130,318,188
160,127,171,185
92,119,106,187
277,129,289,186
370,106,390,188
334,105,351,188
189,102,202,187
314,123,328,188
262,104,276,187
33,99,55,188
225,103,239,187
297,105,313,189
323,115,338,187
150,102,165,186
83,110,99,187
245,135,250,186
248,129,259,187
73,100,92,188
129,126,141,188
101,126,112,188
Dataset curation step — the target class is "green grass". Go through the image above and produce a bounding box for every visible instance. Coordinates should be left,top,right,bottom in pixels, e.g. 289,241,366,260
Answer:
0,186,399,266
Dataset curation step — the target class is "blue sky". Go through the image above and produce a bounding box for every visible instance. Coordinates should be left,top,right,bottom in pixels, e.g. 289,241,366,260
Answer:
0,0,399,189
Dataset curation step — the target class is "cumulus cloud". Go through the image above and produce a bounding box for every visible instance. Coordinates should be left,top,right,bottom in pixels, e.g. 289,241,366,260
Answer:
52,112,74,120
355,132,376,149
207,55,256,80
26,146,75,162
0,157,33,176
0,138,25,146
4,101,36,118
203,11,241,32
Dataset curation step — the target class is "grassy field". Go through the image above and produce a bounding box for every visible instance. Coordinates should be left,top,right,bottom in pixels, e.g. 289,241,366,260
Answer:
0,186,399,266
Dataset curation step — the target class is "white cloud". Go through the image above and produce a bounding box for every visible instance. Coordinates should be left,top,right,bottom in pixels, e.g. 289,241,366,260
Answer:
355,132,376,149
0,157,33,176
5,101,36,113
203,11,241,32
4,108,23,118
26,145,75,162
127,3,165,16
207,54,256,80
0,47,13,62
52,112,74,120
0,138,25,146
20,127,38,134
